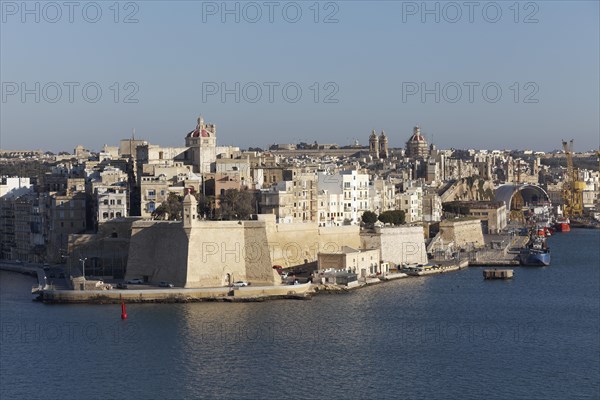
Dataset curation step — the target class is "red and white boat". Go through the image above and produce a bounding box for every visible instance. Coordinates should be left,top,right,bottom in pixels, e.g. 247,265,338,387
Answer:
554,217,571,232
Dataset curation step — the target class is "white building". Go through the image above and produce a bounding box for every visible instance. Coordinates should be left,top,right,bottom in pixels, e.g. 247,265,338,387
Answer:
369,178,396,214
96,186,128,224
317,190,345,226
317,169,370,224
397,186,423,223
0,177,32,199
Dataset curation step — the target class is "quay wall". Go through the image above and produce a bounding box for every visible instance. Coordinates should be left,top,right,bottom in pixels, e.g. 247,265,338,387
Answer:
40,283,313,303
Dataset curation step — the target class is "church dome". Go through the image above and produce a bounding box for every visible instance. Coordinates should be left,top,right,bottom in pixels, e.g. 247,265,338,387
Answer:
187,127,210,138
408,126,426,142
186,116,211,138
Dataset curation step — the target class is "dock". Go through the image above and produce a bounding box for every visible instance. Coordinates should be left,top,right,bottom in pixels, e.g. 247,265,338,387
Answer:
380,272,409,281
37,283,315,303
483,269,514,280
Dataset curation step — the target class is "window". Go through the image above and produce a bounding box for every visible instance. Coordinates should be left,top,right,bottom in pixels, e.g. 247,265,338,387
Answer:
117,199,122,205
103,212,109,219
148,202,156,212
103,199,109,205
110,199,115,205
148,190,156,198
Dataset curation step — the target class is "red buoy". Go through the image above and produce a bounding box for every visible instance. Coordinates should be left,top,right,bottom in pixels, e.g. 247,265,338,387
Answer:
120,296,127,320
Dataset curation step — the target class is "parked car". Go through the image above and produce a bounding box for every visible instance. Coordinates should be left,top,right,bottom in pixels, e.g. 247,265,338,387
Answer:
116,283,128,289
158,281,174,288
126,278,144,284
232,281,249,287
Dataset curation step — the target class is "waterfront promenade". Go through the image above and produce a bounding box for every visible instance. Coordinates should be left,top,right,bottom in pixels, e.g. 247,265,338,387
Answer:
2,259,469,303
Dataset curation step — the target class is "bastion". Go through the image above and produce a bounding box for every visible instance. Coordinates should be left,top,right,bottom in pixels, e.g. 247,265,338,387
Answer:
126,194,361,288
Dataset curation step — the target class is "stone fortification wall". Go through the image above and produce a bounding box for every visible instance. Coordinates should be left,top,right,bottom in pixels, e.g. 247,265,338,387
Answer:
265,221,360,268
126,214,361,288
126,221,189,287
68,218,141,278
439,219,484,248
360,226,427,266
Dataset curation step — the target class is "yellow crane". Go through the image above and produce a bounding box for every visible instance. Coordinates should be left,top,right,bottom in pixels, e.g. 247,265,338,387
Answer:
561,139,585,217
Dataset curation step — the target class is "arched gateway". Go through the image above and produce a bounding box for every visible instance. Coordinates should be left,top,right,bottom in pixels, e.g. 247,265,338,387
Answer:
494,184,551,222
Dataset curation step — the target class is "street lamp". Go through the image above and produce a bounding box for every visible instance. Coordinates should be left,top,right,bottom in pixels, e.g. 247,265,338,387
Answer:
79,257,87,288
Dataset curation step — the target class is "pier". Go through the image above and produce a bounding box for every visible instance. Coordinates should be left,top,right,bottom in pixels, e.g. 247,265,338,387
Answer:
468,233,529,266
38,283,314,303
483,269,514,280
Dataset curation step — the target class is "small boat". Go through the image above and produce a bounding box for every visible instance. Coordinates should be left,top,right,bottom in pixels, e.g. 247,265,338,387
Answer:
554,217,570,233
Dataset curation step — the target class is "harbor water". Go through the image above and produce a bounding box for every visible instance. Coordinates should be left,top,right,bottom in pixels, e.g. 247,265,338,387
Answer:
1,229,598,399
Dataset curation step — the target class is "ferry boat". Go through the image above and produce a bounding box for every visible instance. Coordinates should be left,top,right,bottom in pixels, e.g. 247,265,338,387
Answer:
554,217,571,233
519,237,551,266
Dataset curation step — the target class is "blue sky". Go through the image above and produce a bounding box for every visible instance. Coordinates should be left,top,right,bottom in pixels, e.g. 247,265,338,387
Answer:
1,1,598,152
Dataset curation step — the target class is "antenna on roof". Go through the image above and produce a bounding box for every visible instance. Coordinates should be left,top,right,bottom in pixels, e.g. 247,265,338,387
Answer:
132,128,135,140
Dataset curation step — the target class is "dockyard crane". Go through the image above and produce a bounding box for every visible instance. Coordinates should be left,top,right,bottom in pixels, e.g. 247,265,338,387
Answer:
561,139,585,217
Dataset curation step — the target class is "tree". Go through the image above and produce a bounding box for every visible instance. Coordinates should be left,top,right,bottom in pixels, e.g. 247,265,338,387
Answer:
195,193,215,219
218,189,255,220
152,193,183,221
361,211,378,225
378,210,405,225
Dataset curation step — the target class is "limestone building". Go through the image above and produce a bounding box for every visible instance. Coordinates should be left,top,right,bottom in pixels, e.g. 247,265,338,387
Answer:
405,126,429,159
185,116,217,174
317,169,370,224
369,130,379,159
379,131,389,159
369,130,389,159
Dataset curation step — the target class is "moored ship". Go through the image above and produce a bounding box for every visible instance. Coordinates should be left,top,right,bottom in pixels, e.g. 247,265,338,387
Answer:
519,237,551,266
